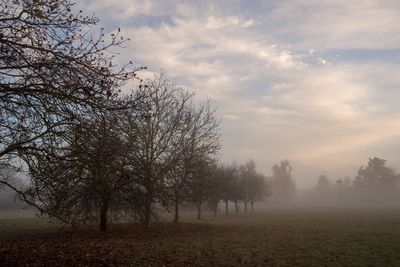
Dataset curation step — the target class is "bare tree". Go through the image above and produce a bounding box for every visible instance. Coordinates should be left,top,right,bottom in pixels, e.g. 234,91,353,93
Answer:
219,163,238,216
230,164,244,215
239,160,256,213
206,165,226,217
22,109,133,231
188,155,217,220
238,160,271,214
123,76,194,226
165,99,220,223
0,0,139,192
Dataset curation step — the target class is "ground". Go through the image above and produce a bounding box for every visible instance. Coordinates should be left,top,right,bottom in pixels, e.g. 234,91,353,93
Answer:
1,208,400,266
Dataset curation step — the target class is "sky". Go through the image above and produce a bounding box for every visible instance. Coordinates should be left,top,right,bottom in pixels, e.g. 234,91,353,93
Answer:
77,0,400,188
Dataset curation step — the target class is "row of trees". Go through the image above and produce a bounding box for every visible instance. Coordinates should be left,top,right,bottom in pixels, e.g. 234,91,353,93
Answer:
305,157,400,207
0,0,271,231
207,160,270,219
167,159,271,223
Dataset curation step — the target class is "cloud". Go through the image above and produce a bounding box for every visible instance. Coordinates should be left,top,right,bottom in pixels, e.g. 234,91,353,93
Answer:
216,60,400,187
205,16,256,29
222,114,241,121
74,0,400,188
266,0,400,49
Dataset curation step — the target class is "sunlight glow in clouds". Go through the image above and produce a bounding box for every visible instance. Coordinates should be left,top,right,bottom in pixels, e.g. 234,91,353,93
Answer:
77,0,400,188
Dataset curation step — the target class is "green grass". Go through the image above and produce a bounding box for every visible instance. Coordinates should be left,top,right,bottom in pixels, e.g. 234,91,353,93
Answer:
1,208,400,266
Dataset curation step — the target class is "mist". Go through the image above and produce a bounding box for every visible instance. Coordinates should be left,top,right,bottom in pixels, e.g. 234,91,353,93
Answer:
2,0,400,266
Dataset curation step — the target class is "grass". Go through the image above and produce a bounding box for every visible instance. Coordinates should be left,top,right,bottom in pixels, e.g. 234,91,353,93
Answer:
1,208,400,266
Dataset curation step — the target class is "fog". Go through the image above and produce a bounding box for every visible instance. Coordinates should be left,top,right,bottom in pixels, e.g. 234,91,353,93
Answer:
2,1,400,265
2,156,400,213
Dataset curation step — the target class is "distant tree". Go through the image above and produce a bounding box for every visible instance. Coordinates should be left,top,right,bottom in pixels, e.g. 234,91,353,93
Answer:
230,169,243,215
220,163,238,215
355,157,398,187
270,160,296,204
350,157,400,207
239,160,271,213
316,175,330,188
188,155,216,220
250,173,271,213
165,155,192,222
206,165,226,217
308,174,334,205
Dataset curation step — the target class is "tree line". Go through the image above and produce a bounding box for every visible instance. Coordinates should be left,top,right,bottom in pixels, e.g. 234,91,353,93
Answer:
0,0,271,231
304,157,400,207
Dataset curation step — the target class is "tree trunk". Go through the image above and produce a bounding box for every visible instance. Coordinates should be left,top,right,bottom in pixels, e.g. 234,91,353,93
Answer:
144,193,152,227
244,201,248,214
197,202,202,220
143,172,153,227
234,200,238,215
251,200,254,214
174,199,179,223
214,205,218,217
99,198,109,232
225,200,229,215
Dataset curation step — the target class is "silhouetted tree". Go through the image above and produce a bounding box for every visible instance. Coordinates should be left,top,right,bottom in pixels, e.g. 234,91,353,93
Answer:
316,175,330,188
0,0,139,205
206,165,226,217
355,157,398,187
230,170,243,215
270,160,296,205
239,160,271,213
165,98,220,223
22,110,133,231
123,76,197,226
188,155,216,220
220,163,238,215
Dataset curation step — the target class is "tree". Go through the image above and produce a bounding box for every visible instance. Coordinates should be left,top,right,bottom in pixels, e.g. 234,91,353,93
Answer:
123,76,195,226
0,0,139,196
164,98,220,223
239,160,271,213
230,169,243,215
356,157,398,187
270,160,296,205
315,174,331,196
308,174,334,206
188,155,216,220
350,157,400,207
206,165,226,217
220,163,238,215
22,110,132,231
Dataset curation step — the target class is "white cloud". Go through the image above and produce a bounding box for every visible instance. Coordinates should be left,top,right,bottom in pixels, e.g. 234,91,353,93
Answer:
267,0,400,49
78,0,154,19
206,16,256,29
75,0,400,188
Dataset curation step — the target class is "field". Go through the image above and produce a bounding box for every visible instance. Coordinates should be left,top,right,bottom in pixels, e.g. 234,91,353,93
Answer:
1,208,400,266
